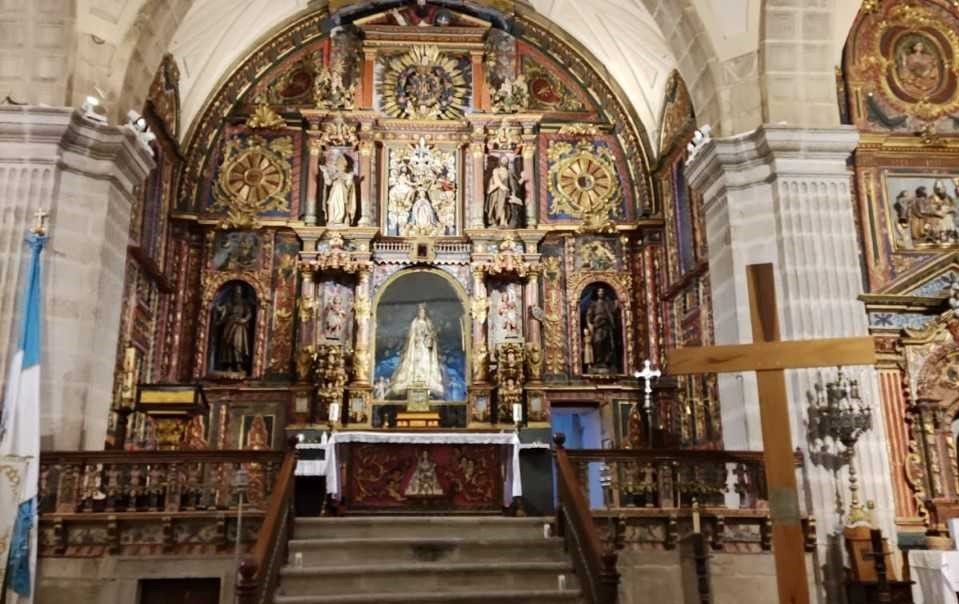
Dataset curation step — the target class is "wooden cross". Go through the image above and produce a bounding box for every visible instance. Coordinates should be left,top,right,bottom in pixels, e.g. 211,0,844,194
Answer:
666,263,877,604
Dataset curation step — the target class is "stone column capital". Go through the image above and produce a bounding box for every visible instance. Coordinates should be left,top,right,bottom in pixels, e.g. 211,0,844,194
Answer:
0,106,155,195
686,125,860,200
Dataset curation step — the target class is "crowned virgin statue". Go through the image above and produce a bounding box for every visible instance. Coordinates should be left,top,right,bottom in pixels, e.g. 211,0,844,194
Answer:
388,303,445,399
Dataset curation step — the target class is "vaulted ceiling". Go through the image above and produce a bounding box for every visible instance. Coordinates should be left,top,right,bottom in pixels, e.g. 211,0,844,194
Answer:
167,0,681,150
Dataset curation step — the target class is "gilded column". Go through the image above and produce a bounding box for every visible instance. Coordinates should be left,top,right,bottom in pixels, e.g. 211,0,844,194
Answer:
358,133,374,226
471,268,490,383
304,138,322,225
352,266,372,384
522,129,537,227
298,265,317,348
469,128,486,229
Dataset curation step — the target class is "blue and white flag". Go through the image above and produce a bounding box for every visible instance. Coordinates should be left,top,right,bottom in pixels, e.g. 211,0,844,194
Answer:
0,230,47,603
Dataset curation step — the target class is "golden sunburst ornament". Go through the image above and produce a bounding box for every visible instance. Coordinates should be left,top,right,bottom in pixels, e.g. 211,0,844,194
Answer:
380,45,470,120
547,139,622,232
212,135,294,229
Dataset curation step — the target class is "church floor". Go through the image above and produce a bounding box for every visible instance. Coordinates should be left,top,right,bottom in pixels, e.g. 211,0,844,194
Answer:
273,516,584,603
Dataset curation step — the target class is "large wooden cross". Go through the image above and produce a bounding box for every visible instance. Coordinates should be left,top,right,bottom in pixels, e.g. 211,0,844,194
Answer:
667,263,877,604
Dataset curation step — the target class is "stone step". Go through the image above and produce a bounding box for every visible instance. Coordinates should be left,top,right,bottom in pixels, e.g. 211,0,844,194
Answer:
293,516,551,540
273,589,585,604
287,536,568,566
276,561,578,596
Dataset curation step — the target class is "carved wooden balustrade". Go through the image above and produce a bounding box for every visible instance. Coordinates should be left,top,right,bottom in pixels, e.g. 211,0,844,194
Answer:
561,447,816,554
37,450,284,557
565,448,767,510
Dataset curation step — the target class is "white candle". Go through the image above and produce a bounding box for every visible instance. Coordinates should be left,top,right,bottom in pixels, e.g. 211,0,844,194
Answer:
543,523,551,539
512,402,522,424
329,402,341,425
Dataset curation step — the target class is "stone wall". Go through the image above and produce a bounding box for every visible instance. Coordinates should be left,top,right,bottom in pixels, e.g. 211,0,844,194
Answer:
38,555,236,604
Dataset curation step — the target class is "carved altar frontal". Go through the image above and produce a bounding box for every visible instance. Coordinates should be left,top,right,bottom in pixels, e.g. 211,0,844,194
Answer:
344,443,503,511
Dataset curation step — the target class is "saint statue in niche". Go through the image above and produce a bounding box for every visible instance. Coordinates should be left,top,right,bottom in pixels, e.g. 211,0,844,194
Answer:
212,284,255,374
896,37,941,97
405,450,444,497
388,303,445,398
582,286,621,374
320,153,356,227
322,294,348,341
485,155,523,228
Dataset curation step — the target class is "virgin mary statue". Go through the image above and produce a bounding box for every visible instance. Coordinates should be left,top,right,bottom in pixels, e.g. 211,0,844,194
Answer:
387,303,445,399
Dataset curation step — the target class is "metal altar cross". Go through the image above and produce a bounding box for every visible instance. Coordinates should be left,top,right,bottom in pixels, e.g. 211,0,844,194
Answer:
634,359,661,447
666,263,877,604
32,207,48,236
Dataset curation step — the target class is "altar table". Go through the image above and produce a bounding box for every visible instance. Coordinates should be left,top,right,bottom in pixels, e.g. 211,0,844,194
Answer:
299,431,528,510
909,549,959,604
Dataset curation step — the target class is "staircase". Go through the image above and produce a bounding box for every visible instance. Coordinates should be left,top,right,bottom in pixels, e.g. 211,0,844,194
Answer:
272,516,584,603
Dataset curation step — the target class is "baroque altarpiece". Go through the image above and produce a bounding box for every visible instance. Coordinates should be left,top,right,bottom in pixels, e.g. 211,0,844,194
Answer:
106,2,723,499
842,0,959,542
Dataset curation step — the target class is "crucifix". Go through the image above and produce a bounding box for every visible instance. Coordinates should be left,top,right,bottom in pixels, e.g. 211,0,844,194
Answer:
634,359,661,447
666,263,877,604
32,207,49,236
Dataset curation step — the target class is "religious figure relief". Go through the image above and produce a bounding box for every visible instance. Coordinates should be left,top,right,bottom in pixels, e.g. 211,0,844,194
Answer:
581,285,622,374
485,155,524,229
213,231,260,271
388,304,445,399
890,177,959,247
386,139,458,237
210,283,256,376
313,30,359,110
320,153,357,227
491,75,529,114
895,36,942,98
405,450,444,497
577,239,619,271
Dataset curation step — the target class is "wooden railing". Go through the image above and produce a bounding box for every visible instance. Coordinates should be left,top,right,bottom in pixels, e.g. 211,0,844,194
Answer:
563,448,769,510
39,450,285,514
553,433,619,604
235,445,297,604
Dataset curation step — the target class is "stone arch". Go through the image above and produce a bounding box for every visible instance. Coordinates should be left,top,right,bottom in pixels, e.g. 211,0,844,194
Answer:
634,0,725,133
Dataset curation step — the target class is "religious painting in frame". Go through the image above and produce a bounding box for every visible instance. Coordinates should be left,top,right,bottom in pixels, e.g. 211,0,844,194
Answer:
882,171,959,251
372,269,469,403
382,139,461,237
239,414,275,450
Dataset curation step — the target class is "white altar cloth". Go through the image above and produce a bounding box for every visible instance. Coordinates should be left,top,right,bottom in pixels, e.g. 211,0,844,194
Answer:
910,549,959,604
312,431,526,504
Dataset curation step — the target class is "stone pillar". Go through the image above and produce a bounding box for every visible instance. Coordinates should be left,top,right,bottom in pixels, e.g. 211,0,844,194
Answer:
471,269,489,383
357,134,374,227
352,267,372,385
304,139,321,225
0,106,153,450
686,125,898,594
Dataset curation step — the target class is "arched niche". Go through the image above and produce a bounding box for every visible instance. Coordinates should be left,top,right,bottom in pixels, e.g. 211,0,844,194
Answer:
577,281,626,376
207,280,258,377
372,269,469,402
